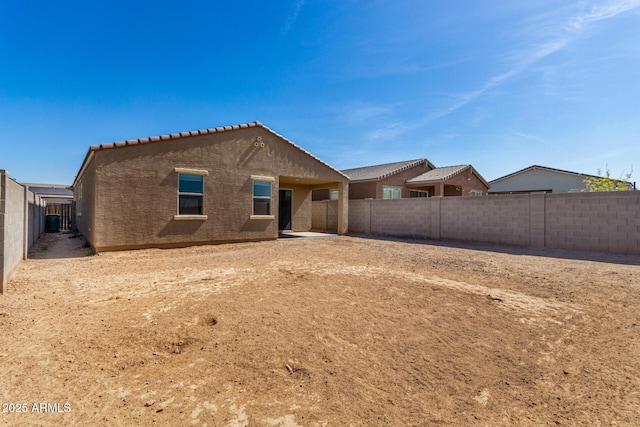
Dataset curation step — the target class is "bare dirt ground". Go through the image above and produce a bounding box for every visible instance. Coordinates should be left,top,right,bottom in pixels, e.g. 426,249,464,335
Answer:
1,232,639,426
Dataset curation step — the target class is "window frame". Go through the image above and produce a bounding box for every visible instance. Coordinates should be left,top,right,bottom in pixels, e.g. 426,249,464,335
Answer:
410,190,428,198
174,168,208,220
250,175,275,219
382,186,402,199
470,190,483,196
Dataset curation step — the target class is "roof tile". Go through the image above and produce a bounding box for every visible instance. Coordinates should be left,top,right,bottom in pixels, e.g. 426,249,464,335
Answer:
343,159,431,181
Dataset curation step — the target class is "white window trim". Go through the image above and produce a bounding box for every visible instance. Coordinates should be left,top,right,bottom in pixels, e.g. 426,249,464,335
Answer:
250,175,276,182
174,167,209,176
174,214,208,220
470,190,483,196
251,176,275,219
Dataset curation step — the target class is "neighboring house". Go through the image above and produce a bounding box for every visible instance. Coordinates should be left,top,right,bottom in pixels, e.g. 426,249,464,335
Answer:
23,183,74,230
489,165,602,194
406,164,489,197
72,121,349,252
313,159,489,200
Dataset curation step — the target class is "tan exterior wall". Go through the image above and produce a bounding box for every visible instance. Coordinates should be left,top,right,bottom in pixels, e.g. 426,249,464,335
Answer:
349,181,377,199
312,191,640,254
74,127,347,251
74,157,97,246
283,183,312,232
444,171,488,196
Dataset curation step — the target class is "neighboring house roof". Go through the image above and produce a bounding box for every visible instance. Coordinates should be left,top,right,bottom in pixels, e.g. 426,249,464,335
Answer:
407,165,490,188
342,159,435,182
489,165,599,184
23,184,74,198
72,121,349,188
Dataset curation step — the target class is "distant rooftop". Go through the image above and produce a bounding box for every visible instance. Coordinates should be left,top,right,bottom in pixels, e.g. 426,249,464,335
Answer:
407,165,490,187
23,184,73,198
489,165,600,184
342,159,434,182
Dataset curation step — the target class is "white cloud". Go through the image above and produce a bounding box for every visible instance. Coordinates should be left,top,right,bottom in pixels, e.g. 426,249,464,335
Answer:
569,0,640,30
282,0,306,35
428,0,639,122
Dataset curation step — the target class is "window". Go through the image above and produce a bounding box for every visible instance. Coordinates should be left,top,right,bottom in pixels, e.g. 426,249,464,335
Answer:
329,189,339,200
470,190,483,196
253,179,272,215
410,190,428,198
383,186,402,199
178,174,204,215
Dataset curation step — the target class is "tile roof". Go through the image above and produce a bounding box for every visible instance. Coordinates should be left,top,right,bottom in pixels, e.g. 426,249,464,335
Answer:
407,165,469,183
407,164,490,187
342,159,433,182
72,121,349,188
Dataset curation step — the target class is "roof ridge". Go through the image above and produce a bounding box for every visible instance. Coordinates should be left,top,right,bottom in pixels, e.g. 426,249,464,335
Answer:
488,164,601,183
343,158,426,171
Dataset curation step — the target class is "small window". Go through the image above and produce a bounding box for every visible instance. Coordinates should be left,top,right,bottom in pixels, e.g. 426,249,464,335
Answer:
383,186,402,199
178,174,204,215
329,189,339,200
410,190,428,198
253,180,272,215
470,190,483,196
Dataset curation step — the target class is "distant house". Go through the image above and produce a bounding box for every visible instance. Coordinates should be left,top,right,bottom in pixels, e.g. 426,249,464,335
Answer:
313,159,489,200
23,184,74,231
72,122,349,252
489,165,603,194
406,164,489,197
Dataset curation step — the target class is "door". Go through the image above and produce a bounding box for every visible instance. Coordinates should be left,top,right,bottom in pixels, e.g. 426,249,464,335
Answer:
279,189,292,231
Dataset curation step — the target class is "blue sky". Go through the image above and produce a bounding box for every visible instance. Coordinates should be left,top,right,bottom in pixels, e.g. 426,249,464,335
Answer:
1,0,638,185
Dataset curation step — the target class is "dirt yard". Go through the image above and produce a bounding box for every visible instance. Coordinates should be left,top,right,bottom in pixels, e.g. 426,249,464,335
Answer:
1,232,639,426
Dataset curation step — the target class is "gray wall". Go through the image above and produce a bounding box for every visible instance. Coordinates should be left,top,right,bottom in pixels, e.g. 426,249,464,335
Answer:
1,170,46,293
313,192,640,254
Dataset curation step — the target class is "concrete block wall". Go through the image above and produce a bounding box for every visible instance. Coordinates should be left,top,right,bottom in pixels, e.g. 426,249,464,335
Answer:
310,200,340,233
311,201,329,231
440,195,530,245
545,192,640,253
371,199,430,237
1,170,46,293
348,200,368,233
312,192,640,254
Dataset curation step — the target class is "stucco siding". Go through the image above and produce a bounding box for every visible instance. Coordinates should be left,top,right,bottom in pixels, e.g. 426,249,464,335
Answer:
79,127,347,251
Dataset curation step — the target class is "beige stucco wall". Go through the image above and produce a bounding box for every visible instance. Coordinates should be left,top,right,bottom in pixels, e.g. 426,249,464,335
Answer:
74,127,347,251
74,156,97,246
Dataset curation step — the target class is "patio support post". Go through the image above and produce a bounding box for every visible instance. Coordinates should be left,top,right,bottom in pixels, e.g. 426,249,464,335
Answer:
337,181,348,234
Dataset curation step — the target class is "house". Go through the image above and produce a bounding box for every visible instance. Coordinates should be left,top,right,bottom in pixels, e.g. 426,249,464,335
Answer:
72,122,349,252
313,159,489,200
405,164,489,197
23,184,74,231
489,165,606,194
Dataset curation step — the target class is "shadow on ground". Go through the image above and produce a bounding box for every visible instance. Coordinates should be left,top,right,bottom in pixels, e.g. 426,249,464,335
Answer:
348,233,640,267
29,231,94,260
